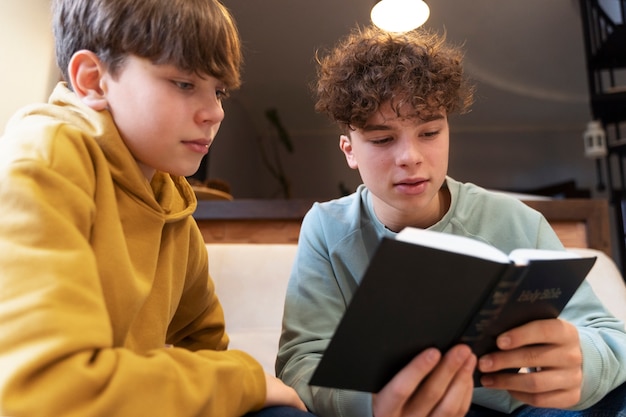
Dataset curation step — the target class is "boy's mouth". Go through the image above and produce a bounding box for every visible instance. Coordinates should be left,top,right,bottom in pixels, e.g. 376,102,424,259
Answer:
182,139,211,154
395,178,427,186
394,178,429,194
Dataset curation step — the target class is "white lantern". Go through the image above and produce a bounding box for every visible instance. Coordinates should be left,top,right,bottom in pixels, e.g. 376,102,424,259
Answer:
583,120,607,159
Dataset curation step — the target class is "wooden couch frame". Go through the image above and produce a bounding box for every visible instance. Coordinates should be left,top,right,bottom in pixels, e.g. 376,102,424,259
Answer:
194,198,612,258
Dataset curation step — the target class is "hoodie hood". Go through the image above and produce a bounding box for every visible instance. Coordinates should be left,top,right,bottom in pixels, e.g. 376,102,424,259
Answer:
5,82,197,222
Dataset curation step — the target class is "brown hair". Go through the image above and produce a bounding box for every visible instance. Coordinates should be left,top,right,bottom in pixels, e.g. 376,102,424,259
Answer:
52,0,242,89
314,25,475,131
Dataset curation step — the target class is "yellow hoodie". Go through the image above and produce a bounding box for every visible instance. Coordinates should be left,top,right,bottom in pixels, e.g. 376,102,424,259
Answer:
0,83,265,417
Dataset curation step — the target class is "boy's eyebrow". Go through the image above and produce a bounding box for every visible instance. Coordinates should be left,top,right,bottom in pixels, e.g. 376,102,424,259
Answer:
421,113,446,122
361,113,446,131
361,123,392,132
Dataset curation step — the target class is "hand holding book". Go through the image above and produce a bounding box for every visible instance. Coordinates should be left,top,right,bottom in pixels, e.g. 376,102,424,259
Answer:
309,228,596,392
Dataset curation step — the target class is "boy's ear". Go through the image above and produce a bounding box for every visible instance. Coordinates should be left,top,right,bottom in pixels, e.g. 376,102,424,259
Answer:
68,50,108,111
340,134,358,170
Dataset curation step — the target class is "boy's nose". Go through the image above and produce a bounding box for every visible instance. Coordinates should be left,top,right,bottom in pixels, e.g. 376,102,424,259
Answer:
396,140,422,166
196,100,224,125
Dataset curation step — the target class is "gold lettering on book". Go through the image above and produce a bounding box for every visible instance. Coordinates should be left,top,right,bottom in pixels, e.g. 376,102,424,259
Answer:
516,288,562,303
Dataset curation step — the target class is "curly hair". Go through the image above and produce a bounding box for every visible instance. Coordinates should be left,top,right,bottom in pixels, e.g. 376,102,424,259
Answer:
314,25,475,131
52,0,242,90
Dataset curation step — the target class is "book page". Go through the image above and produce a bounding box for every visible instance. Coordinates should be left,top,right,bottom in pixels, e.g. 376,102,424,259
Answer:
508,248,580,265
396,228,511,263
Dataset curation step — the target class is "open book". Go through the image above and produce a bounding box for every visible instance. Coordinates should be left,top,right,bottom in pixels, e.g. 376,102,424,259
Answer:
308,227,597,392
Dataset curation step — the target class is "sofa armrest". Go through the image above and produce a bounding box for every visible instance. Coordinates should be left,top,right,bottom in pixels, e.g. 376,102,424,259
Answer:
568,248,626,325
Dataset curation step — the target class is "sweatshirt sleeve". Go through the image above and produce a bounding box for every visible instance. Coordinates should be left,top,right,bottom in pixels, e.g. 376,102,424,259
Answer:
276,207,374,417
562,281,626,410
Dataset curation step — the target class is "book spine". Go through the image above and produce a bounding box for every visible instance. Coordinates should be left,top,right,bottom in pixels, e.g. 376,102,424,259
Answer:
459,266,524,356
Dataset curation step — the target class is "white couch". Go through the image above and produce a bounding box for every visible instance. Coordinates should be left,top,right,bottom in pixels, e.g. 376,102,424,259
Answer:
208,244,626,375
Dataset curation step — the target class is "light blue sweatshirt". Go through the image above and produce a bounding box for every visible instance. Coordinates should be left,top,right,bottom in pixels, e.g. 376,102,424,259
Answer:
276,177,626,417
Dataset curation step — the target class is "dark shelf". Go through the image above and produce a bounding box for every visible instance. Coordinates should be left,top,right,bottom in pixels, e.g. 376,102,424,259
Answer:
588,25,626,69
590,91,626,124
580,0,626,271
194,198,316,220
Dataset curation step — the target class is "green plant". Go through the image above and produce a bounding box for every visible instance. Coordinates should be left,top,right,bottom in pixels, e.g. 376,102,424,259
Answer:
257,107,294,198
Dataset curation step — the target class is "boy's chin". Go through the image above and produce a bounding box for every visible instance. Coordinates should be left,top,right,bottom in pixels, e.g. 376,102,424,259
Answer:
177,165,204,178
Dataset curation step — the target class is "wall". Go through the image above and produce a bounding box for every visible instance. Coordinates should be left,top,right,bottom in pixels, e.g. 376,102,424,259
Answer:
0,1,58,132
211,101,599,201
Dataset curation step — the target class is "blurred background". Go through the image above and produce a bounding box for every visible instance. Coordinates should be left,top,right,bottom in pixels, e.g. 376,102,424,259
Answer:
0,0,602,201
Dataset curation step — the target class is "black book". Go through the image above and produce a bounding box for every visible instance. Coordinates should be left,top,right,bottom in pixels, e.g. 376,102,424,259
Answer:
309,227,597,392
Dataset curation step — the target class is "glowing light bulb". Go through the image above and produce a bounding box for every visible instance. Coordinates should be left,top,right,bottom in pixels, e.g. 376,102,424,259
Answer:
371,0,430,33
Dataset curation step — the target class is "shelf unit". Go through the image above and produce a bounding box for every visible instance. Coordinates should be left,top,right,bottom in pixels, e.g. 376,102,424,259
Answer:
579,0,626,270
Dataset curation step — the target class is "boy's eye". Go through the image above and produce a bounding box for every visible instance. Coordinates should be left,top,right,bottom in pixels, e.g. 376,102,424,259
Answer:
216,89,229,100
371,136,393,145
422,130,440,138
173,81,194,90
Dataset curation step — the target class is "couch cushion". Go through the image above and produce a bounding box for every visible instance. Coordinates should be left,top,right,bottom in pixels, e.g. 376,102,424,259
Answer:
207,243,297,375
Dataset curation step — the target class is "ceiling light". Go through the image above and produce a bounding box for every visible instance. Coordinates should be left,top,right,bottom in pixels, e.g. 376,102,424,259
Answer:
371,0,430,33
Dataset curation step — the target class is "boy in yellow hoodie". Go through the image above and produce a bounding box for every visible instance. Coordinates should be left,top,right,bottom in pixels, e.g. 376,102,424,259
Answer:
0,1,312,416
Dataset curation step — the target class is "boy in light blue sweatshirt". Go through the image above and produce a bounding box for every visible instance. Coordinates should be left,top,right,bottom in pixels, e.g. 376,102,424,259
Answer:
276,25,626,417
